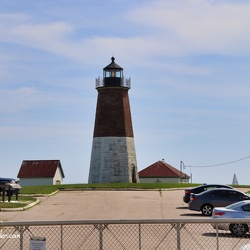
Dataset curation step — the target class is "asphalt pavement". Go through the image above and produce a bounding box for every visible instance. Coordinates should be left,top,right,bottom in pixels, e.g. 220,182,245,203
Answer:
0,188,249,222
0,189,193,222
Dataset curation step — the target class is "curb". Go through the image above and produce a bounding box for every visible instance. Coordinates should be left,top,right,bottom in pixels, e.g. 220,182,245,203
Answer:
0,199,40,212
0,190,59,212
21,189,59,197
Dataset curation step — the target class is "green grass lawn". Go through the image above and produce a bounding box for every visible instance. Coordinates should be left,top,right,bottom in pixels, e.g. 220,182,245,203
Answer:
20,182,200,194
0,196,37,209
20,182,249,194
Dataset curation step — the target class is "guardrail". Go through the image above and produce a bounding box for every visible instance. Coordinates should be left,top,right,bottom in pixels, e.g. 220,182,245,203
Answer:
1,218,250,249
95,77,131,88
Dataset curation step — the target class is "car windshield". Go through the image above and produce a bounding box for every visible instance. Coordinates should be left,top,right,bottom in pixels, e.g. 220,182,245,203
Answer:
225,201,245,209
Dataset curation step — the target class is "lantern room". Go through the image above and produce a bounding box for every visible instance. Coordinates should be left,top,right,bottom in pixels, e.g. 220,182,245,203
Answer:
103,56,123,78
95,57,131,89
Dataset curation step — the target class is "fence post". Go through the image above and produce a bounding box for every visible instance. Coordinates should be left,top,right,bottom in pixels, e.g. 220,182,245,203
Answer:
138,224,141,250
215,224,219,250
60,225,63,250
99,224,104,250
176,223,181,250
19,226,24,250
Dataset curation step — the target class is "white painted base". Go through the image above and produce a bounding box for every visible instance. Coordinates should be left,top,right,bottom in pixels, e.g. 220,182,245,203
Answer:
88,137,139,183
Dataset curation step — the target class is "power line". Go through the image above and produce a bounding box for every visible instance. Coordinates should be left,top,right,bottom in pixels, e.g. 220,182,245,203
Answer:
184,155,250,168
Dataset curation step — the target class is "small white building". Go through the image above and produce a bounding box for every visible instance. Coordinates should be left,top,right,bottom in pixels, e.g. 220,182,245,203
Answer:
139,160,190,183
17,160,65,186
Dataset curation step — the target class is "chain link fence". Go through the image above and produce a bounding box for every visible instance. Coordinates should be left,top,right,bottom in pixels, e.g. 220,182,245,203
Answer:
1,219,250,249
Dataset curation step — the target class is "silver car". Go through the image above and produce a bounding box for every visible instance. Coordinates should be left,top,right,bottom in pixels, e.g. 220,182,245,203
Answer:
212,200,250,237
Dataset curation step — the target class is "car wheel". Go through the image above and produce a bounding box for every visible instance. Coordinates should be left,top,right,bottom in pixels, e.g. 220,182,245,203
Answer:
201,204,213,216
229,224,248,237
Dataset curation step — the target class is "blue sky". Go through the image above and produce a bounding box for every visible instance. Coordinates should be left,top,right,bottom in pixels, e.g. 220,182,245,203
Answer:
1,0,250,185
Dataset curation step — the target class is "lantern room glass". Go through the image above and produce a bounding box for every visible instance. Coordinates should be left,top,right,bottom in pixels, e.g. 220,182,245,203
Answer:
104,69,123,78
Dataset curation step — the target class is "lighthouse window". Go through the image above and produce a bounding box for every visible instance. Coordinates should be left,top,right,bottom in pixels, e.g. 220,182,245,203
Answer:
104,70,122,78
116,71,122,77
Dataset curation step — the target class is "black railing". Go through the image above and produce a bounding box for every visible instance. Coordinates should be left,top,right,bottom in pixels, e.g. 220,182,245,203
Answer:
95,77,131,88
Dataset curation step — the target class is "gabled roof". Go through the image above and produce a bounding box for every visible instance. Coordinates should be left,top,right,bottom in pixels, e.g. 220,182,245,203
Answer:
17,160,65,178
139,161,190,179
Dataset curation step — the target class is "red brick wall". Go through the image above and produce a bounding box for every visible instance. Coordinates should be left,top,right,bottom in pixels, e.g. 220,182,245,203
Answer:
93,87,134,137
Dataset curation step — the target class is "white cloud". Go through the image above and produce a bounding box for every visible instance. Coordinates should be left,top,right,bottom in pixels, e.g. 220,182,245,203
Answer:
11,22,72,43
127,0,250,55
3,21,75,55
0,122,84,140
1,0,249,68
0,87,39,113
163,80,250,100
0,1,247,65
0,13,28,25
0,86,84,113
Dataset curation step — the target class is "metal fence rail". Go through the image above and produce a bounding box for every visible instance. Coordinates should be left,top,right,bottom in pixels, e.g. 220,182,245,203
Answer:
1,218,250,249
95,77,131,88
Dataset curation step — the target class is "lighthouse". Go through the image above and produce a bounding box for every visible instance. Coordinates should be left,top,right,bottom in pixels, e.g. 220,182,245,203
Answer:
88,57,139,183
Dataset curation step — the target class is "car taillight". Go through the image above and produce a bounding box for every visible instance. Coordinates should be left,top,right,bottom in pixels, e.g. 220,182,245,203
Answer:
191,196,197,201
214,212,225,216
185,190,191,195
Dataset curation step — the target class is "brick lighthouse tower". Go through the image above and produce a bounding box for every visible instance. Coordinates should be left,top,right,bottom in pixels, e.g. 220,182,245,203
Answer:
88,57,139,183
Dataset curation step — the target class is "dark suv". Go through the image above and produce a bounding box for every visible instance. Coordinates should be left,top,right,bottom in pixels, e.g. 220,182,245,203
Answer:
183,184,233,203
188,188,250,216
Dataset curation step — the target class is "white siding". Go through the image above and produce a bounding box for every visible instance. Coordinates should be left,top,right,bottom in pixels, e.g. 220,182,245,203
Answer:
19,178,53,186
53,167,63,184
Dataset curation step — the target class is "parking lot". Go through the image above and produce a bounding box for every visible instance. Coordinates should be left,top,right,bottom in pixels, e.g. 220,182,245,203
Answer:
1,188,250,249
0,189,212,222
0,188,249,222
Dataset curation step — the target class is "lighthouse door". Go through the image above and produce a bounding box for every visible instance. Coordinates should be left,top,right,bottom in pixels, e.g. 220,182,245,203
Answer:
131,165,137,183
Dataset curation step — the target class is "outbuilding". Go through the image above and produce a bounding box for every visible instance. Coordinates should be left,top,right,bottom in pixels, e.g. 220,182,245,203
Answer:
139,160,190,183
17,160,65,186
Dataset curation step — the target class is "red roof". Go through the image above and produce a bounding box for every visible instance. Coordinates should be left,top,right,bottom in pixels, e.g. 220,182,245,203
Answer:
139,161,189,178
17,160,65,178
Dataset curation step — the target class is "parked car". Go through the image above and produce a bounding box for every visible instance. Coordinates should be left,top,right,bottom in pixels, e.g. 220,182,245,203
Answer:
212,200,250,237
0,177,19,184
0,177,20,197
188,188,250,216
183,184,233,203
240,244,250,249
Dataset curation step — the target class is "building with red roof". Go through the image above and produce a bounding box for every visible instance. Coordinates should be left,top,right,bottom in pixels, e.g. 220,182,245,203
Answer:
17,160,65,186
139,160,190,183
